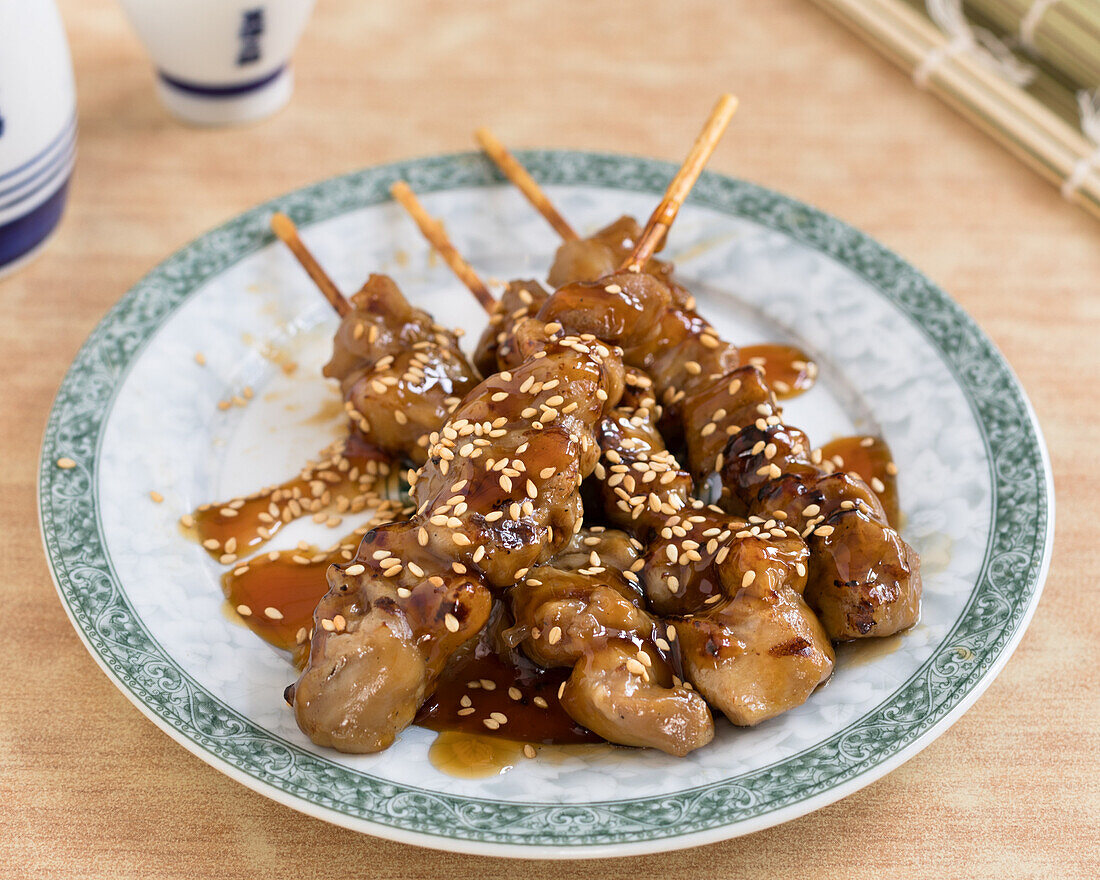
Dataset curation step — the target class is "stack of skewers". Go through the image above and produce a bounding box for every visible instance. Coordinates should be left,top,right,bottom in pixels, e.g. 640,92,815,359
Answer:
187,96,922,758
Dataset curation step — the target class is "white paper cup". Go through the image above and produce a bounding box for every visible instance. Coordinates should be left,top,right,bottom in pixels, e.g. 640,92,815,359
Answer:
118,0,316,126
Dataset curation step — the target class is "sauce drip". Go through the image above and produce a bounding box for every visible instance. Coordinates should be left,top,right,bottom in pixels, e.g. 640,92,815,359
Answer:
834,630,906,669
182,431,392,564
428,732,527,778
818,434,900,527
741,343,817,400
221,537,358,656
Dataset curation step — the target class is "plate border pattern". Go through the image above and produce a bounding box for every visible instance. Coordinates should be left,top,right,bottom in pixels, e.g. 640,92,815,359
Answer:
38,151,1052,851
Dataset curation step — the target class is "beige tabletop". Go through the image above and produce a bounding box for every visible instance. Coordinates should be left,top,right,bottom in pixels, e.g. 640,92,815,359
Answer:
4,0,1098,877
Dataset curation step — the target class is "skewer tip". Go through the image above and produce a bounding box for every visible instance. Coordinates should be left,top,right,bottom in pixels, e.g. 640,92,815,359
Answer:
270,211,296,242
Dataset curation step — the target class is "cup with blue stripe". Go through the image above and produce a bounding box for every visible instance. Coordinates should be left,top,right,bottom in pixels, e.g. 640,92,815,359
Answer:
118,0,317,126
0,1,77,279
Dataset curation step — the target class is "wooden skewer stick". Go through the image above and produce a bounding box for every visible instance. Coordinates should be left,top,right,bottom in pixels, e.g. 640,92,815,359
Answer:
389,181,496,314
475,128,579,242
270,212,352,317
622,94,739,272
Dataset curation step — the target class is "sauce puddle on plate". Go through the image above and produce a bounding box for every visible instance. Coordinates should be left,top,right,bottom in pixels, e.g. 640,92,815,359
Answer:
741,343,817,400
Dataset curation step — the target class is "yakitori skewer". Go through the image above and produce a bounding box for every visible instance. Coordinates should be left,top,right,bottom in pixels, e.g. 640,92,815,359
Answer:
623,93,738,271
474,127,579,242
389,181,496,313
270,212,352,317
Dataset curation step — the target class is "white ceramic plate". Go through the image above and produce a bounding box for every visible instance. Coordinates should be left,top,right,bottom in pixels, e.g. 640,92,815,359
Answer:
40,151,1053,858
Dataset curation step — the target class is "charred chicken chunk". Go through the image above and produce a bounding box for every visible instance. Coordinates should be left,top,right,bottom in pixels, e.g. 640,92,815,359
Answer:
589,371,833,725
509,565,714,756
561,642,713,757
473,279,550,377
410,320,624,588
546,216,674,289
289,521,492,753
324,274,480,464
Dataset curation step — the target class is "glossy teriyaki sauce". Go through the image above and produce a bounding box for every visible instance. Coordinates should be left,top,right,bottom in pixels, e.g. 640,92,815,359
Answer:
818,434,900,527
415,615,601,745
740,343,817,400
181,431,391,565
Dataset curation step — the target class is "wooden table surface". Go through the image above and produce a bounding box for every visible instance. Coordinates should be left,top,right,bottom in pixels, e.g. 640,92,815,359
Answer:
4,1,1097,877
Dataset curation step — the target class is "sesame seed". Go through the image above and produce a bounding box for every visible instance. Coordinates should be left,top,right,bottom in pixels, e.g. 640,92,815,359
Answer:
457,707,476,716
482,719,500,730
320,618,335,632
523,744,537,758
490,712,508,724
508,687,522,701
444,613,460,632
547,626,562,645
815,525,835,537
236,604,252,616
480,679,497,691
625,658,647,676
871,477,886,493
56,457,77,469
533,696,548,709
742,570,756,587
264,607,283,620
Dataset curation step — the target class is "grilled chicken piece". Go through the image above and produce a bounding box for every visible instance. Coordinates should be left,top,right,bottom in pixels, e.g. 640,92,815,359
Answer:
549,525,644,576
290,324,625,753
538,270,739,438
473,279,550,377
561,642,713,756
546,216,674,289
324,274,480,464
673,574,834,727
509,565,714,756
290,521,491,752
588,371,833,725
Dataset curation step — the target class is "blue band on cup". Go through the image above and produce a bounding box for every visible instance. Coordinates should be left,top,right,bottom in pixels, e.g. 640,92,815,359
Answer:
0,113,77,185
156,65,286,98
0,174,70,272
0,127,76,207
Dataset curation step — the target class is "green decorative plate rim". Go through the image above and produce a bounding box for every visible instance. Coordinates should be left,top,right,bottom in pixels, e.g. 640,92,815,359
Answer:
39,150,1054,858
